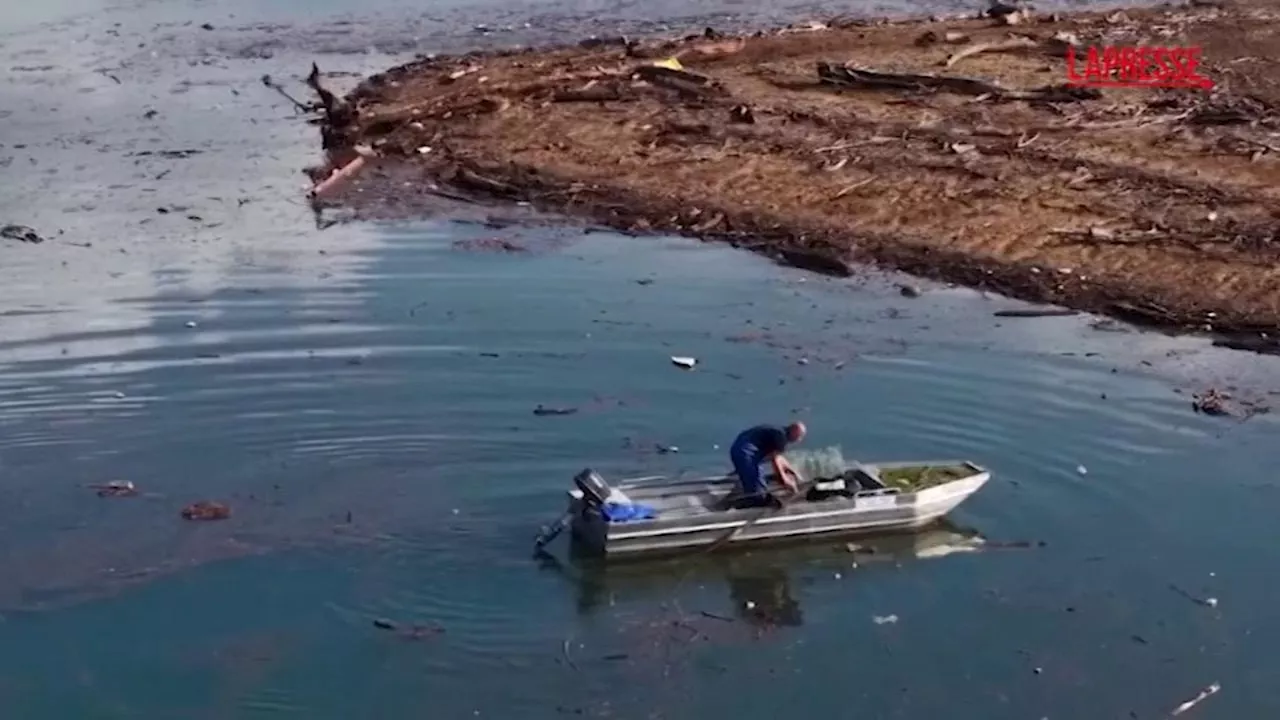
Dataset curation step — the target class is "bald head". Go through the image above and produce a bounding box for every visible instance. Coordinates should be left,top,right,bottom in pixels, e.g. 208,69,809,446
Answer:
785,421,807,443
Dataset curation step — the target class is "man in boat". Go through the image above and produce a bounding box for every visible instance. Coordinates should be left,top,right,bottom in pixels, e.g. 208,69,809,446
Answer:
728,422,806,509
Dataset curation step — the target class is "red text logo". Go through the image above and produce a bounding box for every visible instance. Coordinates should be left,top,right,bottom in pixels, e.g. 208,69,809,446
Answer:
1065,46,1213,90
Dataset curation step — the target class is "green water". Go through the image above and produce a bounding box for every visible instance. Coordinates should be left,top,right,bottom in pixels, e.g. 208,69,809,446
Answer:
0,222,1276,718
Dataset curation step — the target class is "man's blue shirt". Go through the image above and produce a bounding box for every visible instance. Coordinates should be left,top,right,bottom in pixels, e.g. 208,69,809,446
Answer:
730,424,788,465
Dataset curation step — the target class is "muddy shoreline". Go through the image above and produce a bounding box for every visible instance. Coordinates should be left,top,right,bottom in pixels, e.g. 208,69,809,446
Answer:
306,0,1280,351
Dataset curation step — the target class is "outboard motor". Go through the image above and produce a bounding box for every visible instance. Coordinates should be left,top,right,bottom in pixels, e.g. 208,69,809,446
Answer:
573,468,612,508
535,468,612,552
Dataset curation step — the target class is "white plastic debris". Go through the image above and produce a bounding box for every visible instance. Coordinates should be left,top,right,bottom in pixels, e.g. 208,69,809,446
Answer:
872,614,898,625
91,479,137,497
1076,464,1088,475
185,321,198,328
670,356,697,369
1171,682,1220,716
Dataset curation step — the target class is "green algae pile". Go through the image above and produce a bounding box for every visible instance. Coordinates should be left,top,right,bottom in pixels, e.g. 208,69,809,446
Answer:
879,465,972,491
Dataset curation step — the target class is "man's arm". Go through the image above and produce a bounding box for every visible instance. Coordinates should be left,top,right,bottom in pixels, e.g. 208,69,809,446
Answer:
771,453,798,493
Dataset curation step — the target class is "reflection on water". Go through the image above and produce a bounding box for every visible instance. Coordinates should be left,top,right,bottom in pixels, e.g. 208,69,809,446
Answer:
567,519,986,627
728,564,804,627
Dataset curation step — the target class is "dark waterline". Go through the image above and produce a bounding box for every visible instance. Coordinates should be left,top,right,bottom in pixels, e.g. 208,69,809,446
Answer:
1,0,1278,718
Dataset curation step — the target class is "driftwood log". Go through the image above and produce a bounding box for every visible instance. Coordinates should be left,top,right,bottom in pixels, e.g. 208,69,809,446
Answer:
306,63,359,151
944,33,1082,68
944,36,1041,67
553,85,629,102
632,64,728,98
815,61,1101,102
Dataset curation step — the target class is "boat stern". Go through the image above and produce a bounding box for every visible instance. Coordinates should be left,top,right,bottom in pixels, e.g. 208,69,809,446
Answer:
566,487,610,554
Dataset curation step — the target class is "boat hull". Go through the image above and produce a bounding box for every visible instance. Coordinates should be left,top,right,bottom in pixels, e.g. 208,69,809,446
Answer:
567,462,990,557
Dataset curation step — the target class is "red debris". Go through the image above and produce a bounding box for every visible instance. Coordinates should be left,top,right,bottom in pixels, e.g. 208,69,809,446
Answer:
181,500,232,521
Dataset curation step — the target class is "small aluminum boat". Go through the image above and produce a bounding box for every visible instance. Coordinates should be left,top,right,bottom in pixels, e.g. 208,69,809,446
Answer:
542,460,991,557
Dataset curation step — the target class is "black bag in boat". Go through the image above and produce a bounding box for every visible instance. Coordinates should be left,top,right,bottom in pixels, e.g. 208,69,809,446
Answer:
804,473,856,502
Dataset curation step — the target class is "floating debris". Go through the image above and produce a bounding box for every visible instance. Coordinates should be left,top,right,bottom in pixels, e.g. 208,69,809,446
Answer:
533,404,578,416
309,154,367,199
1170,681,1221,716
670,356,697,369
1,224,44,244
1169,583,1219,608
1191,388,1232,416
128,149,204,159
90,480,137,498
872,614,898,625
451,237,527,253
181,500,231,521
371,617,445,639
